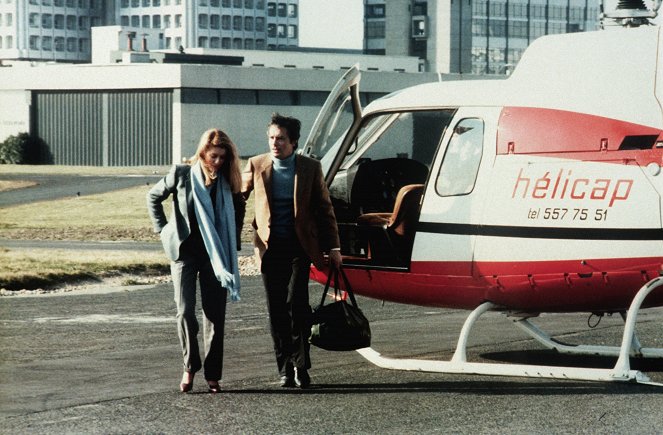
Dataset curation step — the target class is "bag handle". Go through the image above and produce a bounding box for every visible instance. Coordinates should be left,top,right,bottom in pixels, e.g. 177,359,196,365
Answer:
317,266,359,308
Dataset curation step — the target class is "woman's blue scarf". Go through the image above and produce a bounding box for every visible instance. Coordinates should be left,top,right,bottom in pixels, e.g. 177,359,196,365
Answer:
191,162,240,301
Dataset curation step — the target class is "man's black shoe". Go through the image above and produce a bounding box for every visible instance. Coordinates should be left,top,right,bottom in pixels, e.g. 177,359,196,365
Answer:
280,375,296,388
295,368,310,389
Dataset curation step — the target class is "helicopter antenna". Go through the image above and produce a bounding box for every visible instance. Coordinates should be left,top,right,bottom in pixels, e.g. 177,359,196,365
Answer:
601,0,658,27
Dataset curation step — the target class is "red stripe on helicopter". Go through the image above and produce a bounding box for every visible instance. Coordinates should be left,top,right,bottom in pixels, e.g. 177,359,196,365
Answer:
497,107,663,162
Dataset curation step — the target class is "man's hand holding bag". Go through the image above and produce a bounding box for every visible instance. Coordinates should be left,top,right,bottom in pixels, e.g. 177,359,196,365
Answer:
309,266,371,351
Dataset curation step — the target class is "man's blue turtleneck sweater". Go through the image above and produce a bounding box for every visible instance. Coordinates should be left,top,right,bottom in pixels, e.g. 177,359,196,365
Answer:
270,153,296,239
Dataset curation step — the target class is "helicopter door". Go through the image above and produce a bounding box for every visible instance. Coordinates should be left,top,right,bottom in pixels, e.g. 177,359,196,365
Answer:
414,115,488,276
300,64,362,181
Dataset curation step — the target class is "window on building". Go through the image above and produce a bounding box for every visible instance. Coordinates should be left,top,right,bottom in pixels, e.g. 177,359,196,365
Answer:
210,0,219,6
287,24,296,38
79,15,88,29
244,16,252,31
489,20,506,37
79,0,88,7
29,0,39,4
232,37,242,48
244,0,253,8
267,2,275,16
256,0,264,9
198,14,208,29
222,15,230,29
365,21,385,38
366,4,385,18
43,36,52,50
131,15,140,26
29,13,39,28
164,15,171,27
131,0,139,6
5,36,13,49
222,37,230,48
54,14,64,29
244,38,253,49
120,0,129,5
277,2,286,17
233,15,241,30
199,0,207,5
233,0,241,7
91,16,101,26
509,20,528,38
153,0,160,6
174,36,181,47
175,14,182,27
152,15,160,28
142,15,150,28
165,36,171,48
255,16,264,31
255,38,264,49
210,14,219,29
198,36,208,47
42,14,53,29
287,3,296,17
121,15,129,26
412,2,426,15
29,35,39,50
5,13,11,27
210,36,219,47
79,37,89,52
489,2,505,17
66,15,76,30
143,0,150,6
43,0,52,5
67,37,76,52
66,0,75,6
267,23,275,37
54,36,65,51
222,0,230,6
473,0,487,15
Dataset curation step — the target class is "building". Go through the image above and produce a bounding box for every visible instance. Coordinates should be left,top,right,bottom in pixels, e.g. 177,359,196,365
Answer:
364,0,601,74
115,0,299,52
0,59,458,165
0,0,105,63
0,0,299,63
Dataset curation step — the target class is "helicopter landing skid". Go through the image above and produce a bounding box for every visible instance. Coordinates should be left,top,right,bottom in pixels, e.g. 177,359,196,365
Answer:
356,277,663,386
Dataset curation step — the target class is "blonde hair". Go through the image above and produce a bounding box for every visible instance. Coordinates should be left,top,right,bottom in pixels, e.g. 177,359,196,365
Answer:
189,128,242,192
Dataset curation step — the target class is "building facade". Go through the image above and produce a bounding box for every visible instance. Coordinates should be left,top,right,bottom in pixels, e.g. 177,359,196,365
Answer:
364,0,601,74
0,0,298,63
0,0,105,63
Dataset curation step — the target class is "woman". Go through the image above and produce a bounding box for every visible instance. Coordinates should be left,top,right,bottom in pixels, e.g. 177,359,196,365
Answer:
147,128,245,393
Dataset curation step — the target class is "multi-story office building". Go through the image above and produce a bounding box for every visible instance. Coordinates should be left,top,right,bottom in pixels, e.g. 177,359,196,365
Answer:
0,0,105,63
116,0,299,52
0,0,298,63
364,0,601,74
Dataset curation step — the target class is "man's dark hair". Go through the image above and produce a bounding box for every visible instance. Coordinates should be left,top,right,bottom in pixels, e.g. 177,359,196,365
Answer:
269,113,301,148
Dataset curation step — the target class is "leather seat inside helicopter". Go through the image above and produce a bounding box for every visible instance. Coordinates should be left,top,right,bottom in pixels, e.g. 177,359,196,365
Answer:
345,158,428,266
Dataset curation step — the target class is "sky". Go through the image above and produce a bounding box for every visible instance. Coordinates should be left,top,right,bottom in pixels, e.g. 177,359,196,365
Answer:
298,0,364,49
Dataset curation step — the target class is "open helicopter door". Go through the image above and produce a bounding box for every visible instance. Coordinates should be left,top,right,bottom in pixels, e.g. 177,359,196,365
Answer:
300,64,362,182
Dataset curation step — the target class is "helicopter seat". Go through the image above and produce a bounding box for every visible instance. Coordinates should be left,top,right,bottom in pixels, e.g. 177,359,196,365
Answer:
356,183,424,264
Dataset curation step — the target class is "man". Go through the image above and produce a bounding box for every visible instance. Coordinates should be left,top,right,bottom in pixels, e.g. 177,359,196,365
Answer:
242,113,342,388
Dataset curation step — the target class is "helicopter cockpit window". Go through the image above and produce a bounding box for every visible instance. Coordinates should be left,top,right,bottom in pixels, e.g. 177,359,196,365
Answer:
435,118,484,197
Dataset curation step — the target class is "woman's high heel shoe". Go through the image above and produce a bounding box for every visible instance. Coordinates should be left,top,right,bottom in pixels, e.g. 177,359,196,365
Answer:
180,372,194,393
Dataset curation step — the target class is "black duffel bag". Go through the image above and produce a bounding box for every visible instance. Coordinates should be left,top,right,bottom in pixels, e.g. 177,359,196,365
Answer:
310,266,371,351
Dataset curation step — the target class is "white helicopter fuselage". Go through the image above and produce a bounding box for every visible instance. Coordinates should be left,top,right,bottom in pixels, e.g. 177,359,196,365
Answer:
309,26,663,313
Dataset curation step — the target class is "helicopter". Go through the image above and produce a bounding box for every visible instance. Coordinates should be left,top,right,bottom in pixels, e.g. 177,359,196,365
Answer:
300,3,663,385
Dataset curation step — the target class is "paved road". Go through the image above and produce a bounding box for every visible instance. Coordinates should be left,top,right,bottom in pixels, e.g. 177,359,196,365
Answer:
1,276,662,434
0,172,163,207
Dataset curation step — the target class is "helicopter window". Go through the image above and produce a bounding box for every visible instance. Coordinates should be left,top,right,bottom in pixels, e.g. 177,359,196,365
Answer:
435,118,484,197
341,110,452,170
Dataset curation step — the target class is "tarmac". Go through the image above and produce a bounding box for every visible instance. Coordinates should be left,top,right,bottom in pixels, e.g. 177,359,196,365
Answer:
1,170,663,434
